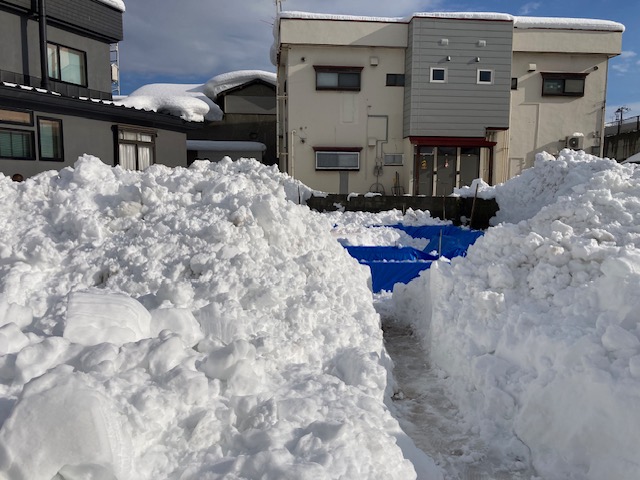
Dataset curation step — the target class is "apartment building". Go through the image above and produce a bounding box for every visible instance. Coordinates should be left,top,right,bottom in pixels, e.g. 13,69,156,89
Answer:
0,0,195,178
275,12,623,195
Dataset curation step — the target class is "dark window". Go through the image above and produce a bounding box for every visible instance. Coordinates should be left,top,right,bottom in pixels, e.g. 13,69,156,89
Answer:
0,128,35,160
477,69,493,84
541,73,587,97
118,127,156,170
431,68,446,83
47,42,87,86
38,117,64,161
0,108,33,126
315,149,360,170
386,74,405,86
511,78,518,90
315,66,363,91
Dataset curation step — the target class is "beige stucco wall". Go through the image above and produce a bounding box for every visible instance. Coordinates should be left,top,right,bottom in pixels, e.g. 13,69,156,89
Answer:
507,51,612,178
513,28,623,55
280,18,408,48
282,43,408,194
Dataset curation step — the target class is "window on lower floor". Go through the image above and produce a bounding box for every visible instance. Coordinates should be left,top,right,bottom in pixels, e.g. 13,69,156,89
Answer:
38,117,63,161
0,108,33,126
541,72,587,97
384,153,403,166
315,149,360,170
0,128,34,160
47,42,87,86
117,128,156,170
314,66,363,91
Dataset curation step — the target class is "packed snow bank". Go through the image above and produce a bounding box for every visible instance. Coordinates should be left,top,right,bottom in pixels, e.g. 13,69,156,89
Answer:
393,150,640,479
0,156,438,479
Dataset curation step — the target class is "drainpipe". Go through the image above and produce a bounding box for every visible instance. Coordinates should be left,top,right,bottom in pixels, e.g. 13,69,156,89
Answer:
38,0,49,90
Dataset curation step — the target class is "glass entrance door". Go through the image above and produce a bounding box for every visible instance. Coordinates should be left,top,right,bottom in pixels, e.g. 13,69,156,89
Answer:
414,146,434,196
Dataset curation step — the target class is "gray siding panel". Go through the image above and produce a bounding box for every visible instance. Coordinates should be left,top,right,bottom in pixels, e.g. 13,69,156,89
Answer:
0,0,123,42
405,17,513,138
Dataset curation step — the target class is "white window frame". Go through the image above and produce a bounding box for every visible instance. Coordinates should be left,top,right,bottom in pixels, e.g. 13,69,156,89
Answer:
383,153,403,166
477,69,494,85
430,67,447,83
315,150,360,170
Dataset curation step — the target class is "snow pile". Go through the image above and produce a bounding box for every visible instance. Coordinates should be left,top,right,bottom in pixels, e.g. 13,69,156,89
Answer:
393,150,640,479
0,156,433,479
203,70,277,100
97,0,125,12
115,83,223,122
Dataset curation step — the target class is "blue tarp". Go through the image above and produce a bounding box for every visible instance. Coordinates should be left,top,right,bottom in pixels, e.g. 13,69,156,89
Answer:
345,246,438,263
344,225,484,293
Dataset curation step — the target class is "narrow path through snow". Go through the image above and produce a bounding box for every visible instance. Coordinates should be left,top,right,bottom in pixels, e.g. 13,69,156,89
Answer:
381,318,538,480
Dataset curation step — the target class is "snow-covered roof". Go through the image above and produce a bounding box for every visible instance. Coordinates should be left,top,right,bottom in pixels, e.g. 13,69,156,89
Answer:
278,11,624,32
115,83,223,123
96,0,125,12
116,71,276,123
187,140,267,152
203,70,276,100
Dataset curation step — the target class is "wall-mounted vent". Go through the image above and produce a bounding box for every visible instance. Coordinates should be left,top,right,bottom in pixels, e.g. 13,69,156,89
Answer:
566,135,584,149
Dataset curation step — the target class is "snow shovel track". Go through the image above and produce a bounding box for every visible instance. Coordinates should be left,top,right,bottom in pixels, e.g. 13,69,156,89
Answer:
381,318,538,480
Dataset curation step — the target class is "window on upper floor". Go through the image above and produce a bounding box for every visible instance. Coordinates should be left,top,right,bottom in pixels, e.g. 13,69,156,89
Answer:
541,72,587,97
430,68,447,83
118,127,156,170
477,69,494,85
314,148,361,170
386,74,405,87
0,128,35,160
48,43,87,87
314,66,363,91
38,117,64,161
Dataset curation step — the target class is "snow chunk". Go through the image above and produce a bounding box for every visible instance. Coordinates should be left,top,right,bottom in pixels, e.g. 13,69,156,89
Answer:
0,370,133,480
64,290,151,346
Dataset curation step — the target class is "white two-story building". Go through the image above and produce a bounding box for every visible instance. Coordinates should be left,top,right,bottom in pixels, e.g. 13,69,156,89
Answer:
274,12,623,195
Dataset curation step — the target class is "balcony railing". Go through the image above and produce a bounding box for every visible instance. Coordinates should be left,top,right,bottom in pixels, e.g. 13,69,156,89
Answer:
0,69,112,101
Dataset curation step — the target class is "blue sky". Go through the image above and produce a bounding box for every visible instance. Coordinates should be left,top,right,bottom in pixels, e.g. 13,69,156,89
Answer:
119,0,639,123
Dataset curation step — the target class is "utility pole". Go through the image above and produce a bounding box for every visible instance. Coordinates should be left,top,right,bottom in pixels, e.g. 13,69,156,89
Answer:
616,106,630,134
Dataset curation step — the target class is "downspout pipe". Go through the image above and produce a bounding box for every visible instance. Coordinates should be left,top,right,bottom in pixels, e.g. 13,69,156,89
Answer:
38,0,49,90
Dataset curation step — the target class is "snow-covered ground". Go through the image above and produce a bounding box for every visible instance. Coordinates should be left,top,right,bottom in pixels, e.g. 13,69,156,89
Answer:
0,149,638,479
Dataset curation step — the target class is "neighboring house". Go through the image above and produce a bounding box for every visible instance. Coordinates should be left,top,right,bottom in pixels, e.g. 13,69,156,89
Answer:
118,71,278,166
274,12,623,195
187,71,277,166
0,0,195,179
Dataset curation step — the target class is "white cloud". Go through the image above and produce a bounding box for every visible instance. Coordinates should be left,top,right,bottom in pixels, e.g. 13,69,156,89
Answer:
619,50,637,59
518,2,541,15
118,0,443,91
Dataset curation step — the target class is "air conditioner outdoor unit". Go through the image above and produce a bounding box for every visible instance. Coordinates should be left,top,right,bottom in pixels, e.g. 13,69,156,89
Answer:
566,135,584,149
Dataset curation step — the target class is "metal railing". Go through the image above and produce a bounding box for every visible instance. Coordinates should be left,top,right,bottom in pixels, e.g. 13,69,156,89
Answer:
0,69,112,101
